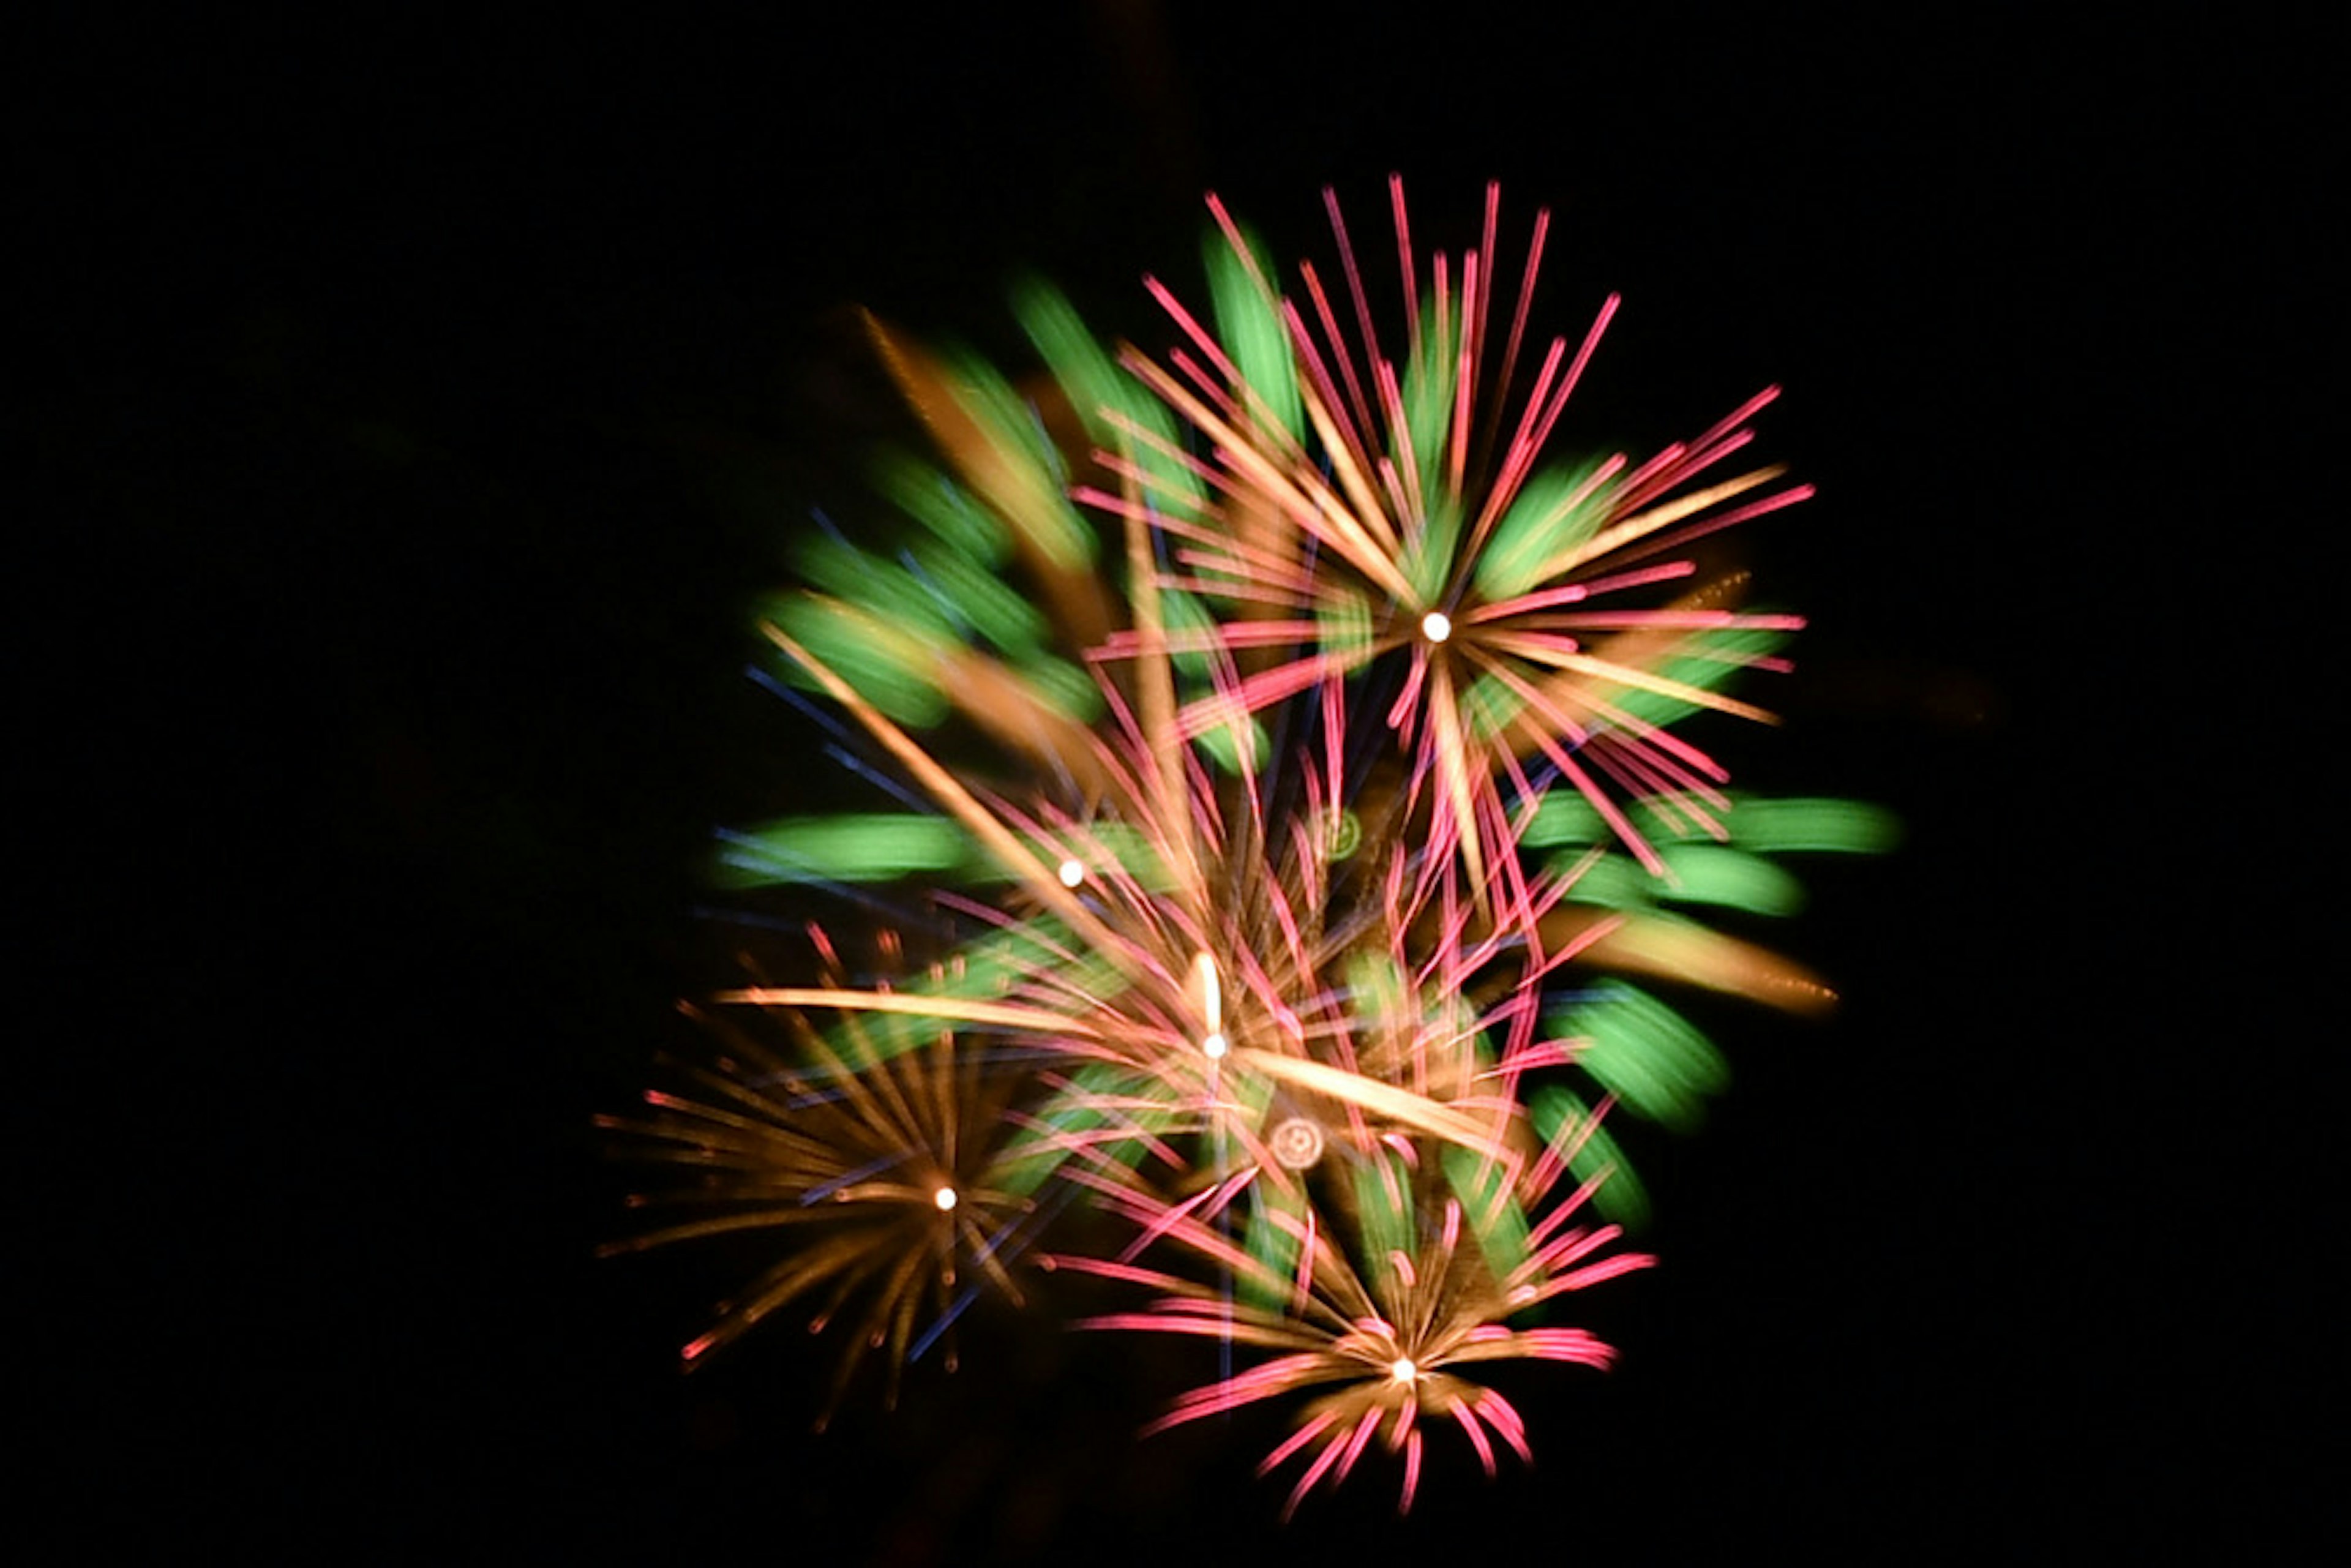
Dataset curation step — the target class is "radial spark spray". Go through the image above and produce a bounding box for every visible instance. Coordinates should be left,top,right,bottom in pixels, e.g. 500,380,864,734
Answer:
604,179,1894,1511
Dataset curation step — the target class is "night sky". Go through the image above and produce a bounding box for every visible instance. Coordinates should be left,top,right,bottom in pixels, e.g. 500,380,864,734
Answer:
50,4,2320,1559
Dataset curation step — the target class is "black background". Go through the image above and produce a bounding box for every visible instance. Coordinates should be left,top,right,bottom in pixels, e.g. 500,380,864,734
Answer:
42,2,2320,1559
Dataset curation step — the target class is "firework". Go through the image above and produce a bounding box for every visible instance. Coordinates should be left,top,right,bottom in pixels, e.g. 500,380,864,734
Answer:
598,974,1042,1421
1048,1119,1651,1518
606,179,1888,1505
1082,180,1813,887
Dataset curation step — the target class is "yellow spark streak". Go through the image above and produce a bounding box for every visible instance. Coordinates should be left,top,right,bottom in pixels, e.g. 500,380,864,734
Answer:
1235,1049,1504,1160
822,1014,925,1155
710,987,1106,1038
1570,915,1838,1014
760,623,1139,976
1479,632,1783,726
1539,466,1788,580
1122,351,1422,604
1194,951,1223,1035
1193,952,1232,1057
1426,661,1489,907
1295,373,1404,557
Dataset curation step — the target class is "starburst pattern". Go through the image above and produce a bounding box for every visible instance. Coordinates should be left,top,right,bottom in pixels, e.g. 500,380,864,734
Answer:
1049,1096,1652,1517
598,978,1038,1420
1082,180,1814,885
604,179,1890,1506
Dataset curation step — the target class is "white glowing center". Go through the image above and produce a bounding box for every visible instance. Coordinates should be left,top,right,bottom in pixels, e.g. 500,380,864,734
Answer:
1389,1357,1417,1383
1420,611,1452,643
1056,858,1085,888
932,1186,958,1211
1201,1032,1229,1059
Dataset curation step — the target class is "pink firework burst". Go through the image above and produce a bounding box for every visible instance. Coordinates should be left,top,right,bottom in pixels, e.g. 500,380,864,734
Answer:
1081,178,1811,883
1049,1086,1652,1517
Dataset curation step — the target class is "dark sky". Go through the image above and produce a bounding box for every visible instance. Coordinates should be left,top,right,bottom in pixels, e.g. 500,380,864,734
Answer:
50,4,2319,1559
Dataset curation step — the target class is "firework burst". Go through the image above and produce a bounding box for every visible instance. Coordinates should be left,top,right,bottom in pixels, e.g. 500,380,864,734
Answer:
1082,179,1815,887
599,969,1040,1420
605,178,1889,1507
1049,1097,1651,1517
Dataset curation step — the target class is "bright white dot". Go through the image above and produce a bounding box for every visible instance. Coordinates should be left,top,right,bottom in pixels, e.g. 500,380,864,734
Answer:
1056,858,1085,888
1201,1032,1228,1059
932,1186,958,1211
1389,1357,1417,1383
1420,611,1452,643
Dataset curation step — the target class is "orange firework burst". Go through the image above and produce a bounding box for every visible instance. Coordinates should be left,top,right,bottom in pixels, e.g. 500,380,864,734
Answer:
598,987,1034,1421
